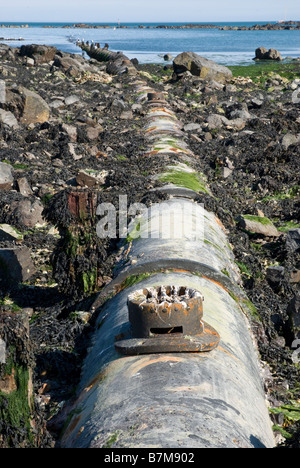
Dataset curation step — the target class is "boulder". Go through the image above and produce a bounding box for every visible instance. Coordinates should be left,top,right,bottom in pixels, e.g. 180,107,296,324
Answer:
0,44,18,62
236,214,280,237
254,47,282,61
286,229,300,252
2,86,50,125
173,52,232,82
9,198,45,228
76,169,109,188
0,247,36,283
17,86,50,125
0,162,14,190
206,113,247,131
19,44,57,65
52,56,91,77
207,114,227,129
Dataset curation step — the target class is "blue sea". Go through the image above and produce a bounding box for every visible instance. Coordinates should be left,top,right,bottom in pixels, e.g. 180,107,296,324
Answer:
0,22,299,65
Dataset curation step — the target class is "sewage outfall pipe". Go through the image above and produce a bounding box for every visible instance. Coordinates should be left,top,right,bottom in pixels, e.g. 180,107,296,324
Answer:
61,72,275,449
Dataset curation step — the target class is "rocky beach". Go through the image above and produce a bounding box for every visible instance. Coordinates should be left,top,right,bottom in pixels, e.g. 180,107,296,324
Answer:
0,42,299,448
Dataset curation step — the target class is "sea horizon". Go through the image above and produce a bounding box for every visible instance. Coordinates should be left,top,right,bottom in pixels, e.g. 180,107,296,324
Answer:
1,20,300,66
1,20,299,25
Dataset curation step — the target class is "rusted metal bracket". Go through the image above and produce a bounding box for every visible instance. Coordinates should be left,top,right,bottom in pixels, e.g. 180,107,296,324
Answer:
115,286,220,355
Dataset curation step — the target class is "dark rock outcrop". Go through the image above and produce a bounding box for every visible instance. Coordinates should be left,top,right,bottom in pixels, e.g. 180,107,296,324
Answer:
19,44,57,65
173,52,233,82
254,47,283,61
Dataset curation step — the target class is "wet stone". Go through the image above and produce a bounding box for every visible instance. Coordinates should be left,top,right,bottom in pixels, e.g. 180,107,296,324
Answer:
0,247,37,283
0,162,14,190
286,229,300,252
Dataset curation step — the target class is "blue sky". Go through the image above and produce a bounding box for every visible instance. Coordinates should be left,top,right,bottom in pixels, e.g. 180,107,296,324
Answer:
0,0,299,23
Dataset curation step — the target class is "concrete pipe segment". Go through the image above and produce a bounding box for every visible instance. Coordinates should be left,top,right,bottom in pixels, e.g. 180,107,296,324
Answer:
61,52,275,449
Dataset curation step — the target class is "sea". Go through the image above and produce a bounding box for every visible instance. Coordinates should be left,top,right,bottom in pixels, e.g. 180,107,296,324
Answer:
0,22,299,66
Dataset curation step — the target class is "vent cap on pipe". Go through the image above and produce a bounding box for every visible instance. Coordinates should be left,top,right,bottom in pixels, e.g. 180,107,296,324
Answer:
115,285,220,355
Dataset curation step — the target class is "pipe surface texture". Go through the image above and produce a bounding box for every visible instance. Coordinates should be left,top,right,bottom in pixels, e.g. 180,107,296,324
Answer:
61,58,276,449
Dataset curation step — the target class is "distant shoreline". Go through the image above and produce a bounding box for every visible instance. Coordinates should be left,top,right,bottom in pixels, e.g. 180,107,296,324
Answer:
1,21,300,30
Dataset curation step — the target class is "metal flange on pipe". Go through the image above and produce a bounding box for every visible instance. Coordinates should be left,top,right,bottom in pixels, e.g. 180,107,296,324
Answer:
61,71,276,449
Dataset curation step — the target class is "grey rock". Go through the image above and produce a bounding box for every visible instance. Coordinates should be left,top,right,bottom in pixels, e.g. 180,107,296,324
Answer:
86,125,103,141
229,109,252,121
52,56,88,77
17,177,33,197
20,44,57,64
0,109,19,128
10,199,45,228
237,215,280,237
225,84,238,93
208,80,224,90
286,229,300,251
173,52,233,83
65,95,80,106
184,123,201,132
225,157,235,170
49,99,65,109
25,57,35,67
207,113,247,131
62,123,77,142
266,266,285,291
255,47,282,61
120,110,133,120
0,224,23,242
207,114,227,129
2,85,50,125
131,103,144,114
225,117,247,131
0,162,14,190
111,99,127,110
0,247,37,283
281,133,300,150
221,167,233,178
76,169,109,188
68,143,82,161
19,87,50,125
250,98,264,108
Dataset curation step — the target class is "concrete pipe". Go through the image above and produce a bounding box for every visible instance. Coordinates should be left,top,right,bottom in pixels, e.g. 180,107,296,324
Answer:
60,75,275,449
61,270,275,448
60,196,275,449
